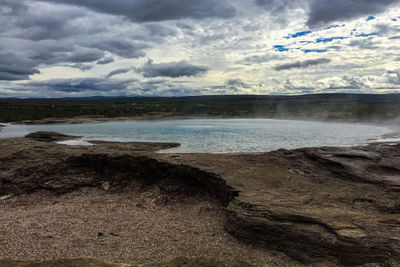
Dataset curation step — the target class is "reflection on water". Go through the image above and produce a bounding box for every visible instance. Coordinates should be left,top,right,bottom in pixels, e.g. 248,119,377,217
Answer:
0,119,390,153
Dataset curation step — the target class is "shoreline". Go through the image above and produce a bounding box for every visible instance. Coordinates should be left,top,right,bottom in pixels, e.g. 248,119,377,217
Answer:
5,112,400,126
14,114,226,125
1,116,398,154
1,118,398,155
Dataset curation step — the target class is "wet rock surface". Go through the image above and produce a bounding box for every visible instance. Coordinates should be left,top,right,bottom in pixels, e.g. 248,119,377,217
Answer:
24,131,81,142
0,134,399,266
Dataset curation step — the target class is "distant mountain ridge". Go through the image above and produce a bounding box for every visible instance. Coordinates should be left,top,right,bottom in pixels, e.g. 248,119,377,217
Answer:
2,93,400,102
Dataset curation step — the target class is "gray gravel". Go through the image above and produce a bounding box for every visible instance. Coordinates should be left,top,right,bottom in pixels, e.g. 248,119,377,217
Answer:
0,188,297,266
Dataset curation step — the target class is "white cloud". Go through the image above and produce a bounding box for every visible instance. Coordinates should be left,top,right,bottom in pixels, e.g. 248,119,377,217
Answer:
0,0,399,97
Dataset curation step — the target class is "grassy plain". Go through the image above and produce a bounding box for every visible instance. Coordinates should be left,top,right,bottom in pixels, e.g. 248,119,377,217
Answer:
1,93,400,122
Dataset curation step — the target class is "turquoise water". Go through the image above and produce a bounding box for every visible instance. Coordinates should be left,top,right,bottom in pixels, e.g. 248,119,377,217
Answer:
0,119,389,153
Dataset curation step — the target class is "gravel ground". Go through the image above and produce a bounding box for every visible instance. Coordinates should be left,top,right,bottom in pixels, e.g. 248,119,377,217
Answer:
0,188,298,266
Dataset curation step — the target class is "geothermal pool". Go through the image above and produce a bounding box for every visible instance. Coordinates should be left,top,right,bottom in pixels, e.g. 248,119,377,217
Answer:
0,119,391,153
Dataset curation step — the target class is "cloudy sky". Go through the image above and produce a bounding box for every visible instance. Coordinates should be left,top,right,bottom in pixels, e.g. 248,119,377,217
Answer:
1,0,399,97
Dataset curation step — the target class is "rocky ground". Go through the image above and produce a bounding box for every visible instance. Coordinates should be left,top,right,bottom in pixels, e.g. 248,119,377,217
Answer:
0,132,399,266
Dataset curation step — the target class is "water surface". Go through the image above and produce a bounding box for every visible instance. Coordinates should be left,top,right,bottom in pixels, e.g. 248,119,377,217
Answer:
0,119,390,153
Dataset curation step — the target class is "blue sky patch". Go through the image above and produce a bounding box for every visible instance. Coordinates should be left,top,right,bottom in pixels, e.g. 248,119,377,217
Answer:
316,37,346,43
356,32,378,37
302,49,328,53
325,24,345,30
273,45,289,52
366,16,376,21
286,30,312,39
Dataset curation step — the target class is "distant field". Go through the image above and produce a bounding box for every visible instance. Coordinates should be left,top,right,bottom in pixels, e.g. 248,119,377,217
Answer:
1,94,400,123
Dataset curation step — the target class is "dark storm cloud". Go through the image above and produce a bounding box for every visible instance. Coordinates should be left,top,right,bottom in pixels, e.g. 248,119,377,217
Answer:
274,58,331,71
91,40,148,58
239,54,281,64
40,0,237,22
255,0,396,26
124,79,209,96
306,0,396,27
0,1,87,41
0,52,40,81
0,69,39,81
24,78,134,93
65,49,105,63
0,0,152,81
70,64,94,71
0,0,27,19
137,60,208,78
6,41,105,66
97,57,115,65
8,77,209,97
144,23,178,37
255,0,301,13
106,68,133,78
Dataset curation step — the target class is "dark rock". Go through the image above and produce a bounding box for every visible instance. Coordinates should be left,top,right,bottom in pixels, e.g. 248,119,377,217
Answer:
25,131,80,142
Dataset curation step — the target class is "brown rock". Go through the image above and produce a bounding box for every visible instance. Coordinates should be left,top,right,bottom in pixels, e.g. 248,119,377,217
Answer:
24,131,80,142
0,135,399,266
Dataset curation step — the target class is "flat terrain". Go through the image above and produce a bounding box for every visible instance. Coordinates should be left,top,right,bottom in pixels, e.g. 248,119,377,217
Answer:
2,94,400,123
0,132,399,266
0,190,294,266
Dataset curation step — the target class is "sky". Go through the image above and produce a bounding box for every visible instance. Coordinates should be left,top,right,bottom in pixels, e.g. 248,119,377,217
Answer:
0,0,399,98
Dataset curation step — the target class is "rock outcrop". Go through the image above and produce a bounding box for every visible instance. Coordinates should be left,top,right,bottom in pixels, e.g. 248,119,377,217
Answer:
25,131,80,142
158,145,400,266
0,134,399,266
